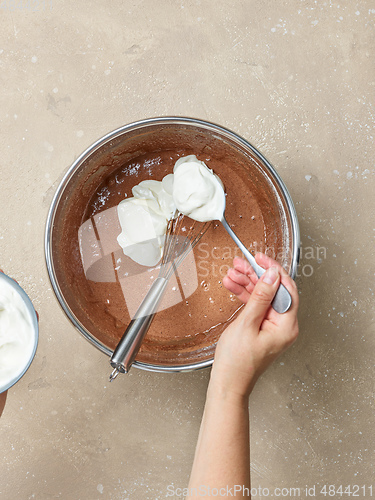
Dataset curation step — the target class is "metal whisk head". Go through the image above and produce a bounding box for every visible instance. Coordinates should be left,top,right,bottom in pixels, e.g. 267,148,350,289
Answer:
109,212,211,379
159,212,211,280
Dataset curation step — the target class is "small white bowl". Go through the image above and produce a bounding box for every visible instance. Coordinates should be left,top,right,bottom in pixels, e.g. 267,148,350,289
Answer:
0,273,39,393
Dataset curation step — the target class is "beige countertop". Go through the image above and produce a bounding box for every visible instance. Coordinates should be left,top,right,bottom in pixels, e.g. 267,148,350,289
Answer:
1,1,374,498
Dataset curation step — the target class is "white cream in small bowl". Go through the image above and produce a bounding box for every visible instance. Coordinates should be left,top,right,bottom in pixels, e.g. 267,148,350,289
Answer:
0,273,38,393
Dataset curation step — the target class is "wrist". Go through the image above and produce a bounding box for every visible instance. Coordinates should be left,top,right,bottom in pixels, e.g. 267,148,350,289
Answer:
207,366,256,408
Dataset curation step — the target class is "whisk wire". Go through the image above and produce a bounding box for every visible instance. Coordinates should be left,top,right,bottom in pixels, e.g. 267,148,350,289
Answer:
159,212,211,281
109,211,212,378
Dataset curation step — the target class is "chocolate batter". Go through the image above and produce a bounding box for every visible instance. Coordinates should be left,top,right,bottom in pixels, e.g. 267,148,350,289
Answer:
52,125,290,367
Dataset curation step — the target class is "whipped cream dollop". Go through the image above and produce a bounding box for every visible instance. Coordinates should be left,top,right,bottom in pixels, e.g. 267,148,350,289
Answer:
117,155,225,266
117,174,175,266
0,277,35,391
173,155,225,222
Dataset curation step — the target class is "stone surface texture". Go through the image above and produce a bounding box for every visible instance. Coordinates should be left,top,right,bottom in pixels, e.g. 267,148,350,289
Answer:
0,1,374,499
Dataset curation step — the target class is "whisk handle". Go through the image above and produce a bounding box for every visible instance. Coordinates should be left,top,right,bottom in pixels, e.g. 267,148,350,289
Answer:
110,277,168,377
220,217,292,314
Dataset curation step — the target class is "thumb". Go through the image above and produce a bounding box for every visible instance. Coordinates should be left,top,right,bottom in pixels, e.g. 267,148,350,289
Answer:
242,266,280,328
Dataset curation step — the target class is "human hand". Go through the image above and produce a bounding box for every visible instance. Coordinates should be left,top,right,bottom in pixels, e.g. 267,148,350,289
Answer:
210,253,299,400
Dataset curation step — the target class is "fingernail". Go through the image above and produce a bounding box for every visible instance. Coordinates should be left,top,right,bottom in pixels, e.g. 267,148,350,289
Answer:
263,267,279,285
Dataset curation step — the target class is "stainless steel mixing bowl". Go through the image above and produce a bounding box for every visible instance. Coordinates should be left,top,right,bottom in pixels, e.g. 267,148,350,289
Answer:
45,117,299,373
